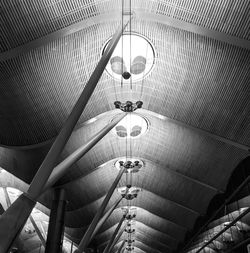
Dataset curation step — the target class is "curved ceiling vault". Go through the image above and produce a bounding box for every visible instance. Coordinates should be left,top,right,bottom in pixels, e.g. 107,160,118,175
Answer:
0,0,250,252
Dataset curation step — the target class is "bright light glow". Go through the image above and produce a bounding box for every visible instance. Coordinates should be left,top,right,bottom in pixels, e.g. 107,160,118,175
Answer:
7,187,22,197
121,206,137,216
114,157,144,173
103,33,155,82
157,114,166,120
113,113,148,138
86,117,97,124
117,186,141,195
98,161,109,168
63,240,78,251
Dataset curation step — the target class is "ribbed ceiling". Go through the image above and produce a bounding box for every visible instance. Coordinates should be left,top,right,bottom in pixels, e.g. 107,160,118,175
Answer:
1,0,249,52
0,0,250,253
1,20,250,146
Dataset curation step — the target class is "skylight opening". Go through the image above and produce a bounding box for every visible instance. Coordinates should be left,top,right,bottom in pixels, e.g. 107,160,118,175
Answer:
112,114,148,139
103,33,155,82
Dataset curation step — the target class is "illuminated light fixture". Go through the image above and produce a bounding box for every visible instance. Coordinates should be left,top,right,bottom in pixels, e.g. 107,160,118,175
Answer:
126,214,136,220
102,33,155,82
126,220,136,227
7,187,22,198
0,169,7,173
110,56,126,75
86,117,97,124
118,186,141,200
126,246,134,251
115,158,144,173
24,226,35,234
9,248,18,253
125,228,135,234
112,114,148,139
121,206,137,217
114,101,143,112
223,222,236,227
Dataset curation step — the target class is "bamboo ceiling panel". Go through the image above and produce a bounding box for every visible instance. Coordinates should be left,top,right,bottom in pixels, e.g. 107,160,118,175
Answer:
1,0,249,52
0,1,250,252
0,20,250,146
59,111,248,187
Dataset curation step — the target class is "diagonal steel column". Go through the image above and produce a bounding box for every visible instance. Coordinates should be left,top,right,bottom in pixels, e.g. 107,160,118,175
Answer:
0,193,36,253
28,16,131,201
43,112,127,192
183,175,250,251
4,188,45,250
90,196,123,242
45,189,67,253
3,188,11,208
0,18,130,253
103,214,127,253
107,224,126,253
29,215,46,247
74,167,126,253
196,207,250,253
117,240,126,253
2,188,25,253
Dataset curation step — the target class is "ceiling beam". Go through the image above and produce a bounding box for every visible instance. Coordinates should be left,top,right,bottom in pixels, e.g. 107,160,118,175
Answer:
96,221,179,244
1,10,250,62
102,238,164,253
64,185,201,216
60,157,221,203
61,166,220,197
135,230,176,251
67,204,189,239
97,225,178,250
97,220,180,246
113,242,147,253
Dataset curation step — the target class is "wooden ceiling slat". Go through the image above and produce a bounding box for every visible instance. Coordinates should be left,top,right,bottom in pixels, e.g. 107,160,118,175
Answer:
0,1,250,252
1,21,250,146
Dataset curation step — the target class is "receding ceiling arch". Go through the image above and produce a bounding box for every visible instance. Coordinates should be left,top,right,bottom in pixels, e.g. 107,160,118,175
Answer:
0,1,250,252
64,186,196,230
95,221,178,250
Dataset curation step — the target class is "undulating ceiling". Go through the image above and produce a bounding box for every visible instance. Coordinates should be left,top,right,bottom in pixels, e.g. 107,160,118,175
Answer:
0,0,250,252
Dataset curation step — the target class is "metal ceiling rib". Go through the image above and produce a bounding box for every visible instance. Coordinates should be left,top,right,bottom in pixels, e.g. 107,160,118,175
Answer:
107,239,161,253
98,228,175,252
113,242,149,253
61,158,217,214
61,165,211,216
95,222,178,249
107,237,170,253
66,207,183,248
62,155,220,195
55,111,248,191
65,202,186,238
64,187,196,230
0,109,248,251
131,231,173,252
65,220,178,246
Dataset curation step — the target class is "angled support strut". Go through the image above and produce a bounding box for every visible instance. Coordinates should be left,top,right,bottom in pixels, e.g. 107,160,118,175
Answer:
0,16,129,253
74,167,126,252
103,213,127,253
